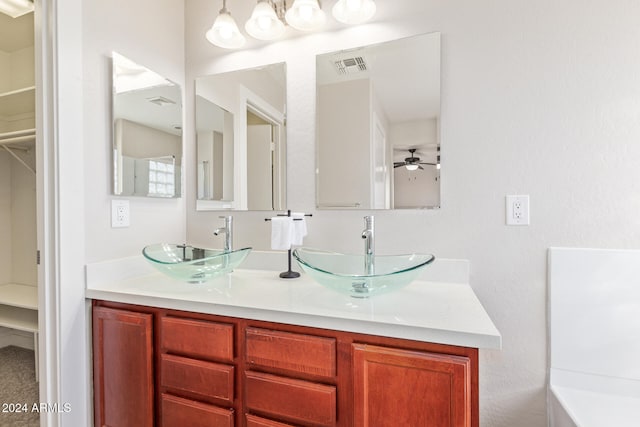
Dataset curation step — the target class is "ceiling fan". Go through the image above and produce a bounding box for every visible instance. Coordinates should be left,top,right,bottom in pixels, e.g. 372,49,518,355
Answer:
393,148,437,171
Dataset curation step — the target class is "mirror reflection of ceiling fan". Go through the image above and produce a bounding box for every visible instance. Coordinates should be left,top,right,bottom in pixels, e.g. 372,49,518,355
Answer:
393,148,438,171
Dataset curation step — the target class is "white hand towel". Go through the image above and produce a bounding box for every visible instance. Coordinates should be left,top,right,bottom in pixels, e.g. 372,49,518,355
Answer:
270,217,294,250
291,212,308,246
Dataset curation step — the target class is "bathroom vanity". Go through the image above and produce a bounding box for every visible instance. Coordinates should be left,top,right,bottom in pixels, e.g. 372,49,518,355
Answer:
86,257,500,427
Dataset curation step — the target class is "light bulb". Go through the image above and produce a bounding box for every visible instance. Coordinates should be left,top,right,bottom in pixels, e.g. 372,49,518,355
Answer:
346,0,363,11
206,10,246,49
299,4,313,20
285,0,326,32
246,0,285,40
332,0,376,24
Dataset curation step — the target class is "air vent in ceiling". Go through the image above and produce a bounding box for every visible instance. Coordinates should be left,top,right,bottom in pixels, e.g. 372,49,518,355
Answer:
146,96,176,106
334,56,368,75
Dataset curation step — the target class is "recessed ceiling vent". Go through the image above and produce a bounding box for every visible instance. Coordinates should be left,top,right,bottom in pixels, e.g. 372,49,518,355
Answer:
334,56,368,75
146,96,176,107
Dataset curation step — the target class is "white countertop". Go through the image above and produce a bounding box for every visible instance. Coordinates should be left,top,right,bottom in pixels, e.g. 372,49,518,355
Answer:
85,254,501,350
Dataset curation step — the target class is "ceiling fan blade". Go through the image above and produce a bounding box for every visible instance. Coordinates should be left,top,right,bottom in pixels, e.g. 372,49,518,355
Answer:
418,165,424,170
393,163,405,168
419,162,437,166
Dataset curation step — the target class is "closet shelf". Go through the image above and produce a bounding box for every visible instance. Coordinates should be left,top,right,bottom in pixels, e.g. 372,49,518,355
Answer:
0,128,36,143
0,283,38,310
0,129,36,174
0,85,36,117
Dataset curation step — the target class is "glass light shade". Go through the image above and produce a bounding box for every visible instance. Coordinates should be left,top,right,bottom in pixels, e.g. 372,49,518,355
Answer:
245,1,285,40
206,10,246,49
0,0,34,18
285,0,326,32
405,164,419,171
332,0,376,24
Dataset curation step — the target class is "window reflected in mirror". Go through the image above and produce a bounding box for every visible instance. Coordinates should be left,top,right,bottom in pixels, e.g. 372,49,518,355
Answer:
195,63,287,211
112,52,183,198
316,32,441,209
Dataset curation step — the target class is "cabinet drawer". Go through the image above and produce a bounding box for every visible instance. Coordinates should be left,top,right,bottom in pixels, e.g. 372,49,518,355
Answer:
162,316,234,362
161,393,233,427
246,327,336,378
246,413,295,427
161,354,234,404
245,371,336,427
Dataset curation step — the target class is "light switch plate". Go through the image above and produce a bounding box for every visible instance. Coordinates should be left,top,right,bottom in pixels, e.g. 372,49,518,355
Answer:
506,195,530,225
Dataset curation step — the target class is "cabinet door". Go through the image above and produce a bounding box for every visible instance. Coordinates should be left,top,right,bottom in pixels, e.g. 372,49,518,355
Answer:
93,306,154,427
353,344,471,427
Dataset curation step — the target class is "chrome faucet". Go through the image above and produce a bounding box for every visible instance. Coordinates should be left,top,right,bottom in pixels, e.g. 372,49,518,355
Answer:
361,215,375,275
214,215,233,252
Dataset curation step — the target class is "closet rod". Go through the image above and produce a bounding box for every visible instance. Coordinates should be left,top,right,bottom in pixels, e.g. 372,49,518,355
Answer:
0,128,36,139
1,146,36,175
0,135,36,146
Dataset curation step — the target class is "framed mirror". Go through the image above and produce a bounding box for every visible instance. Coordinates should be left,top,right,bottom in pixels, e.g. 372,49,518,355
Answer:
112,52,183,198
316,32,441,209
195,63,287,211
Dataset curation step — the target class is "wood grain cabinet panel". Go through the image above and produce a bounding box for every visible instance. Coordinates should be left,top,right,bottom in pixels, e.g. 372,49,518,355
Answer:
246,413,296,427
161,393,233,427
161,354,234,404
246,327,336,378
161,316,234,362
93,306,154,427
245,371,337,426
353,344,471,427
93,301,478,427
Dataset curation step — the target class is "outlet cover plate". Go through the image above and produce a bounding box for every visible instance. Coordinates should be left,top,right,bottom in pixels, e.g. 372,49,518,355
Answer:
506,195,530,225
111,199,130,228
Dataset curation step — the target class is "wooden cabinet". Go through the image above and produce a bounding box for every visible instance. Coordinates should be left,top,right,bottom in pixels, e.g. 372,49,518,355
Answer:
92,306,154,427
162,394,234,427
93,301,479,427
353,344,471,427
159,315,237,426
245,371,337,426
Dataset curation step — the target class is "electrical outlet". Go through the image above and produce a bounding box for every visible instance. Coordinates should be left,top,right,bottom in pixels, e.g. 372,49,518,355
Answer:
111,199,130,228
506,195,530,225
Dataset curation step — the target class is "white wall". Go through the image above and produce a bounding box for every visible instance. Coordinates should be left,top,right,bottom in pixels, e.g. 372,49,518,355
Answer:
47,0,640,424
10,148,36,285
183,1,640,426
82,0,186,263
317,79,371,208
0,153,11,284
0,152,36,286
48,0,185,424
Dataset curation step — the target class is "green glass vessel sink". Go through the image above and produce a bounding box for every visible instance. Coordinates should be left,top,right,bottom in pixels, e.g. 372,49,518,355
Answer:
142,244,251,283
292,247,435,297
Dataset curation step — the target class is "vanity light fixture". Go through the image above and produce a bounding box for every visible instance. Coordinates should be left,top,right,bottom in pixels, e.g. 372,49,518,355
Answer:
285,0,326,31
206,0,376,49
245,0,285,40
332,0,376,25
206,0,247,49
0,0,33,18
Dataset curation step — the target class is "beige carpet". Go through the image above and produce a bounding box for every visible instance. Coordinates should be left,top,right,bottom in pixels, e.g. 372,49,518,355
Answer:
0,346,39,427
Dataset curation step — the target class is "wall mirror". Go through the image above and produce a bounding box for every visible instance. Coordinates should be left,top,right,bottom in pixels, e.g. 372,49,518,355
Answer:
195,62,287,211
316,32,441,209
112,52,183,198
